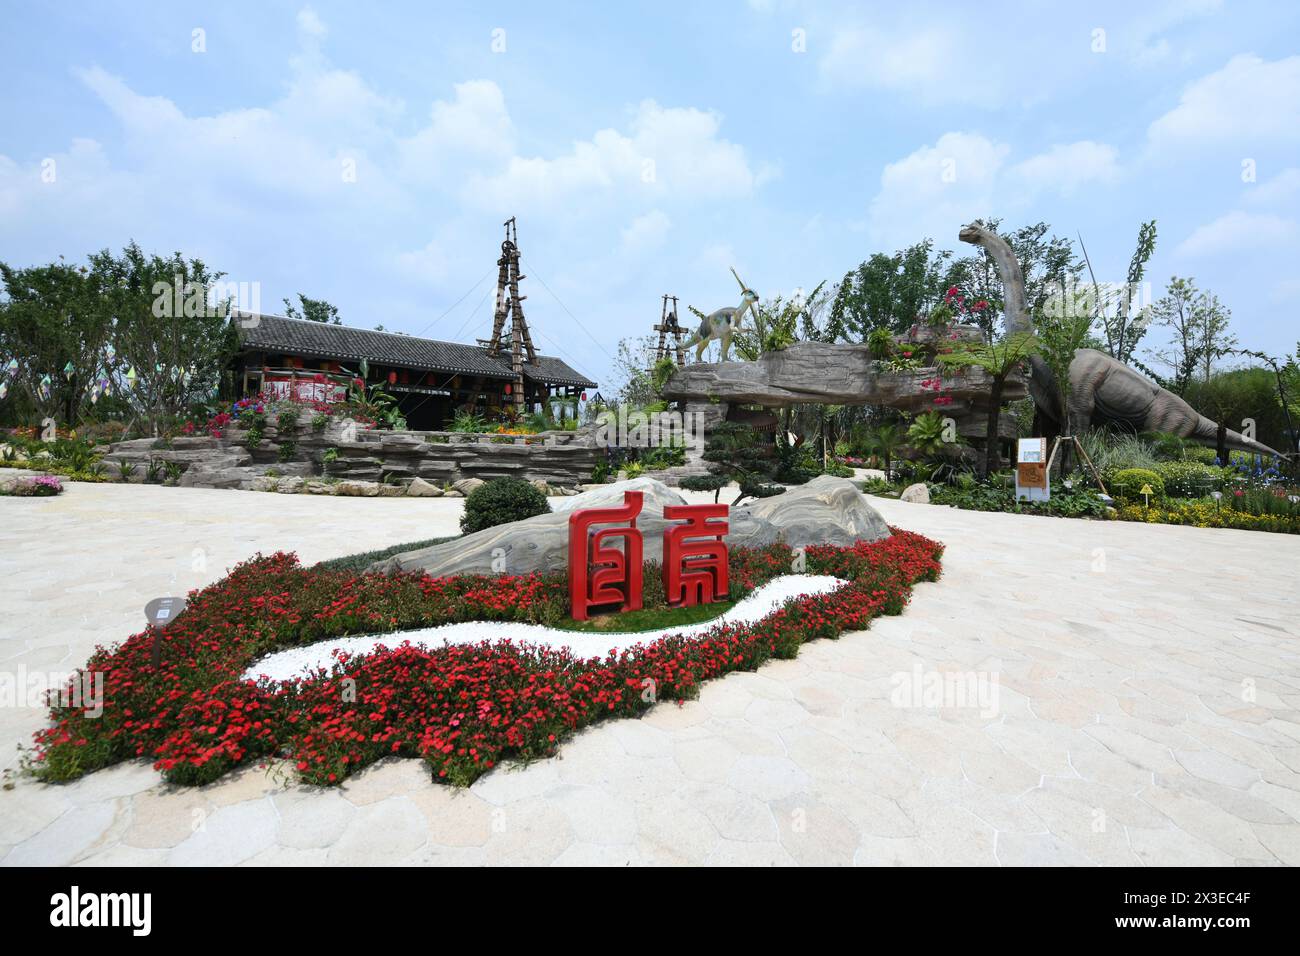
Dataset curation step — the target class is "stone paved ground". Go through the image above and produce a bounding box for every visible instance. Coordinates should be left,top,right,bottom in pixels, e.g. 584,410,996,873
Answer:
2,482,1298,866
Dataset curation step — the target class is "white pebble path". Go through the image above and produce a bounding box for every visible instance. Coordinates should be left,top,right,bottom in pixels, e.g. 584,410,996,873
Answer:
243,574,847,684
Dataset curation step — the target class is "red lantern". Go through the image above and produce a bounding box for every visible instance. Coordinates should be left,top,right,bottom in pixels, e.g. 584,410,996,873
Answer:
388,371,397,385
504,383,512,395
581,391,587,401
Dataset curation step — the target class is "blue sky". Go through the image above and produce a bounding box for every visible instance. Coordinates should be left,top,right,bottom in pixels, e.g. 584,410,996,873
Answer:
2,0,1298,389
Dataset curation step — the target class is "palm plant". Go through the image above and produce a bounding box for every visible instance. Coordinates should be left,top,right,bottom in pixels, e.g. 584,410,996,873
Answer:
863,421,906,480
906,410,967,484
448,410,489,433
938,331,1038,476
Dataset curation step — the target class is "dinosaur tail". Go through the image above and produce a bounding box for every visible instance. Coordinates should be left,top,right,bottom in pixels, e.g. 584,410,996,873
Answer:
1191,414,1286,459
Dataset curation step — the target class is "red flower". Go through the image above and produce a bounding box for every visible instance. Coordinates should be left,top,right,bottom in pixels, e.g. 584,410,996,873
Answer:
30,535,943,790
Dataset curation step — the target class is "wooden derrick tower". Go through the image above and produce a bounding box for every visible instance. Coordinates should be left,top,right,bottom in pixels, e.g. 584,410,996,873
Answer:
487,217,537,413
653,294,686,366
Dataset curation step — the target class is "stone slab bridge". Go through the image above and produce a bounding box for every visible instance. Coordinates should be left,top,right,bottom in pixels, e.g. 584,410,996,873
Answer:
661,337,1027,448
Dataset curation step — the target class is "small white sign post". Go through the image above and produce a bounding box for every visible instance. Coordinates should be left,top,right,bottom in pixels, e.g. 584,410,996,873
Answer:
1015,437,1050,502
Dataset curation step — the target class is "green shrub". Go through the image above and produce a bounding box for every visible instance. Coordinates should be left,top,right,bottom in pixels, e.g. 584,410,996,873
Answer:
460,477,550,533
314,536,459,572
866,327,894,359
640,442,687,469
1152,460,1225,498
680,474,728,497
1110,467,1165,501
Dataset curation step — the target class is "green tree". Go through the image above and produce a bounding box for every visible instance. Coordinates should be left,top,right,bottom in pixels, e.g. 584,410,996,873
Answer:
283,293,341,324
609,334,659,407
938,332,1039,476
1035,295,1094,471
680,421,785,505
1079,220,1157,364
95,243,239,434
1144,277,1235,394
829,240,954,340
0,258,114,427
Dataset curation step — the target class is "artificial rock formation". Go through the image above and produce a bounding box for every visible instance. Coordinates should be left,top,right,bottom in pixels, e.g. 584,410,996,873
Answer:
103,419,603,491
370,475,890,577
662,340,1026,441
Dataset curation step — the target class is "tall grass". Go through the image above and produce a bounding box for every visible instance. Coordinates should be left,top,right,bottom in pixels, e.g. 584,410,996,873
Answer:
1076,428,1159,473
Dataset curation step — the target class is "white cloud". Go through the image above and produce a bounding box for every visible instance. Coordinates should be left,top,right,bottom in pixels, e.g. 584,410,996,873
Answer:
1244,167,1300,205
1007,141,1120,195
394,238,452,286
867,134,1125,247
73,64,396,205
1175,210,1297,257
1125,0,1223,65
466,100,757,213
1147,54,1300,150
296,7,327,39
399,80,515,184
621,210,671,253
819,24,1001,106
867,132,1009,245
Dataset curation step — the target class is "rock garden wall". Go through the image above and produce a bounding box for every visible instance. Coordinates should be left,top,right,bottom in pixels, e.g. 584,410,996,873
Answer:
103,418,602,495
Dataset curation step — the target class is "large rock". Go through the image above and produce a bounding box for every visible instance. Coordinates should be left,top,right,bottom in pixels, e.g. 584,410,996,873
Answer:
452,477,486,496
405,477,444,497
336,480,380,497
370,475,889,577
741,474,892,544
548,476,688,513
662,340,1025,414
900,482,930,504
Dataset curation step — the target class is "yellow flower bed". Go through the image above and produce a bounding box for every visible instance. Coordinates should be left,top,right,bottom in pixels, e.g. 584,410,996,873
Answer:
1115,502,1300,534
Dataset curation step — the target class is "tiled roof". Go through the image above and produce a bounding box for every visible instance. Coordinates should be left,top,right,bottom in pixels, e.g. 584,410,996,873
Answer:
522,355,598,388
238,314,595,387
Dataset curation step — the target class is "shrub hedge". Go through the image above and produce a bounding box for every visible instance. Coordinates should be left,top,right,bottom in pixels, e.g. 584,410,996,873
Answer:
460,477,550,533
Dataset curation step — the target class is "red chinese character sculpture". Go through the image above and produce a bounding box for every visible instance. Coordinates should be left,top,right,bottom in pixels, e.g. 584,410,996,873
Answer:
662,503,729,607
567,491,644,620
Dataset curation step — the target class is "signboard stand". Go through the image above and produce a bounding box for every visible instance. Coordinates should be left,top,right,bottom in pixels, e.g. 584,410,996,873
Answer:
1015,437,1050,502
1043,436,1110,496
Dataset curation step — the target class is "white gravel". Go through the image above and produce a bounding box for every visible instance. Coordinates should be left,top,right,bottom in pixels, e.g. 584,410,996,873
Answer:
242,574,847,683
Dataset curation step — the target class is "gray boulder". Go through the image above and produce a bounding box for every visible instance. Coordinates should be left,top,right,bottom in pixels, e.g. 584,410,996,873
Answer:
370,475,889,577
452,477,486,496
741,474,892,545
406,477,444,497
548,476,687,513
900,482,930,504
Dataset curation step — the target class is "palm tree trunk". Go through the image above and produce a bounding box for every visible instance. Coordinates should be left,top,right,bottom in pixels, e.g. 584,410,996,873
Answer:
984,376,1004,477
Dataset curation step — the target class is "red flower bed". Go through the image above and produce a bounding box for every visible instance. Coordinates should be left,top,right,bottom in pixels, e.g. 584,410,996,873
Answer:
30,531,943,788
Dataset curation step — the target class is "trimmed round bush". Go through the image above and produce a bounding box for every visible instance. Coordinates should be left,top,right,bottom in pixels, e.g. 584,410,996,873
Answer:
1110,467,1165,501
1152,460,1225,498
460,477,550,533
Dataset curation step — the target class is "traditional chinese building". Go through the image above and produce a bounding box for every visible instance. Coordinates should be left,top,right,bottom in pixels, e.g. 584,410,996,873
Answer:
233,314,596,431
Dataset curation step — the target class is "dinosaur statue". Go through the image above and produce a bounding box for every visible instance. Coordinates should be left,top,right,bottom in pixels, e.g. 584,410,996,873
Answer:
958,222,1284,457
683,267,759,362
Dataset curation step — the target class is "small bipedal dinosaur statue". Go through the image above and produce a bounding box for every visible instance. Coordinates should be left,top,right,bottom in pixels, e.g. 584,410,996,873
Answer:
958,222,1285,457
683,267,759,362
